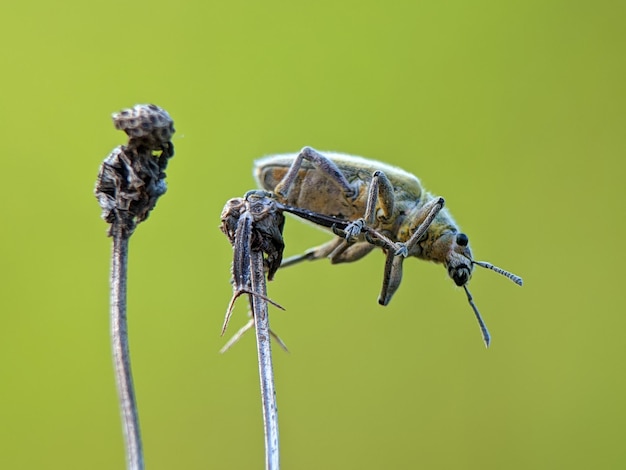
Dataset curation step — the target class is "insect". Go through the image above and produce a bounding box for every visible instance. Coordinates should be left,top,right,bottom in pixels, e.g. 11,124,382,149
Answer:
254,146,523,347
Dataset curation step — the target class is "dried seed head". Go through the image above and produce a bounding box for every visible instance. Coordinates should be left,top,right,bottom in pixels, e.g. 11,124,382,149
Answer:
220,192,285,281
220,192,286,336
95,104,175,236
113,104,175,148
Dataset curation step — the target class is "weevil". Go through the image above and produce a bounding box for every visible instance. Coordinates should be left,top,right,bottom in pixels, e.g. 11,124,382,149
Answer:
254,146,523,347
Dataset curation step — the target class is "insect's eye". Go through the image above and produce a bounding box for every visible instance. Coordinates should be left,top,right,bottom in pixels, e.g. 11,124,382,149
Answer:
456,233,469,246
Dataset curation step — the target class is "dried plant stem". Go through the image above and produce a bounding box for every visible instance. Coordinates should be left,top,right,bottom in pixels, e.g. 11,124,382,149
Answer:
220,191,285,468
95,104,175,469
110,230,144,470
250,250,280,470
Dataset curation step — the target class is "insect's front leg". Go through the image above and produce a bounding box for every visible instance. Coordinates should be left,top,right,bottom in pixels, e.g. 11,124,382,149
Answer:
359,229,405,305
378,249,404,305
394,197,445,257
343,170,395,240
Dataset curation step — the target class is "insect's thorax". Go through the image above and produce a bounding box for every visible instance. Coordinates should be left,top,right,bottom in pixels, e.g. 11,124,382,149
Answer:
391,192,469,265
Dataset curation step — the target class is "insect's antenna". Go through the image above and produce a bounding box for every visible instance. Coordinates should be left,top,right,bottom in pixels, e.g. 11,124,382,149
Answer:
473,260,523,286
463,285,491,348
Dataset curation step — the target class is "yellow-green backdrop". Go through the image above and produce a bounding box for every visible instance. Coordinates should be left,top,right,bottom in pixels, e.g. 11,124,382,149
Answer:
1,1,624,469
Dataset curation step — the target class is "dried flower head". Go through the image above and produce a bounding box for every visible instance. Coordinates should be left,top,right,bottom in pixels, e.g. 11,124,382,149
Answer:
95,104,175,236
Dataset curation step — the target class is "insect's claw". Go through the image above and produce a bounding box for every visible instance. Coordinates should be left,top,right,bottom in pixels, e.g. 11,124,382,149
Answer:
343,219,366,240
331,224,345,237
394,243,408,257
331,225,357,244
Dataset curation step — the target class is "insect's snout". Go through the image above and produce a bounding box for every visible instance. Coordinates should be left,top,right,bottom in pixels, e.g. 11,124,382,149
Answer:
447,232,473,286
449,265,472,286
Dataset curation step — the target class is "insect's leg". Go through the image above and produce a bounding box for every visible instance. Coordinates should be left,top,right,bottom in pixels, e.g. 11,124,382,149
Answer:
328,241,376,263
280,237,345,267
395,197,445,257
281,237,376,267
378,249,404,305
364,170,395,223
344,170,395,240
274,146,356,199
352,229,404,305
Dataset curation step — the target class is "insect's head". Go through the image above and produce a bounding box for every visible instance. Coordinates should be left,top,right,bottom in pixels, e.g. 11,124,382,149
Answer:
444,232,474,287
442,231,523,288
440,230,523,347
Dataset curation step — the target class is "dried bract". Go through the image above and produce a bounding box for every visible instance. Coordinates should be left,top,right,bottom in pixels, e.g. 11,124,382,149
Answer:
221,191,285,281
220,191,285,335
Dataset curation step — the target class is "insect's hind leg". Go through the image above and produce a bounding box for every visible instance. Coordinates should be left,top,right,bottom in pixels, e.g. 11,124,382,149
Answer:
281,237,376,268
274,146,357,200
281,237,344,267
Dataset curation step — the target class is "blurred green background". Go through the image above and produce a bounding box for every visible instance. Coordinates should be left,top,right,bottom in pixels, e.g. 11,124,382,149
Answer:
1,0,624,468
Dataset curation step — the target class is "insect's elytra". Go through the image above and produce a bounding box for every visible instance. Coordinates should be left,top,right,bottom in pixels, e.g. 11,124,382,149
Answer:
253,146,522,347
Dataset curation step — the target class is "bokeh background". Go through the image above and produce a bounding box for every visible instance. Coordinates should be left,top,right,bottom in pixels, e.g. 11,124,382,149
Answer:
1,1,624,469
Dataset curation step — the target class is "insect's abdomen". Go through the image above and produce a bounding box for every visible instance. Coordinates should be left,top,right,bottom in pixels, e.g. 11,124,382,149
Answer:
255,152,425,223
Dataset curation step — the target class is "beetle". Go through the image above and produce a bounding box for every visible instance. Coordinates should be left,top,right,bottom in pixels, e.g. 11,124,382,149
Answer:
254,146,522,346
